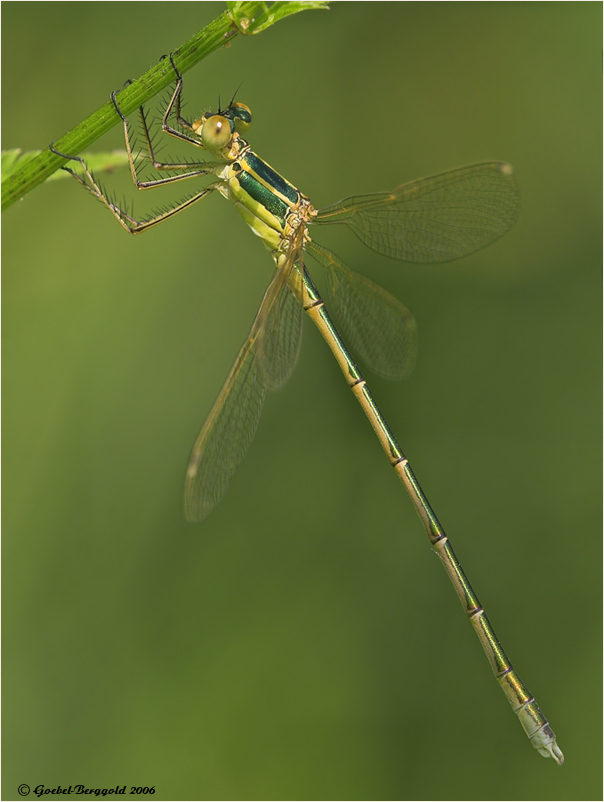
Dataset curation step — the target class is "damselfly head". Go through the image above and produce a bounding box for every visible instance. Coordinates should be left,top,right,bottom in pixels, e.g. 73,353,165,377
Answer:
192,102,253,154
196,114,232,151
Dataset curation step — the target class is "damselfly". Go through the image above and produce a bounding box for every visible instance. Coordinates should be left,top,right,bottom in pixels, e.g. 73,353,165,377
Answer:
51,54,563,764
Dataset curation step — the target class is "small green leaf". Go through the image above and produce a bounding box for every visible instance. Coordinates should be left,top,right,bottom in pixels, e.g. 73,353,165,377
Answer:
2,149,129,184
227,1,329,35
1,149,26,176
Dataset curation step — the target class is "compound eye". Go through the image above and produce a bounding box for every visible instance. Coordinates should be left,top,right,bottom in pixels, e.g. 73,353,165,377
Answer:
201,115,232,150
232,102,252,134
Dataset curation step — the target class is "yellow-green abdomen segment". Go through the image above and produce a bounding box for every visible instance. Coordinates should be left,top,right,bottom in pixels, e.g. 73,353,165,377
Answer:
220,149,303,252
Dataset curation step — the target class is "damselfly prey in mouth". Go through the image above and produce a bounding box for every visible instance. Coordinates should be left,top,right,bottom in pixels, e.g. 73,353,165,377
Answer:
51,54,563,764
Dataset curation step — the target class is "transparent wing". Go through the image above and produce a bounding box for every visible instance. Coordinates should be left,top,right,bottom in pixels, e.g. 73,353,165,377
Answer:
307,242,417,380
184,256,303,522
313,162,519,263
256,266,303,390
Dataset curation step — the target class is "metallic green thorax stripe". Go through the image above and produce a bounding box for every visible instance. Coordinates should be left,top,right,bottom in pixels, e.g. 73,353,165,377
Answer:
236,169,289,226
236,150,302,223
243,152,300,206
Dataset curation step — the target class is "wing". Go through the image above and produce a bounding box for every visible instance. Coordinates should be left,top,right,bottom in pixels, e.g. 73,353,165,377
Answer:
184,255,303,522
256,265,303,390
313,161,519,263
307,241,417,380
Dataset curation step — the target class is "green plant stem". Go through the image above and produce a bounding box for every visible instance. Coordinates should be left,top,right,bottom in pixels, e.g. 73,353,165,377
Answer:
1,2,327,212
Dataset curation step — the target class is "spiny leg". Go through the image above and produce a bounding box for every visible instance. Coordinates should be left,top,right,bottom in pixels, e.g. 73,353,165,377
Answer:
48,55,232,235
158,54,206,148
50,141,219,235
137,103,210,173
111,85,221,189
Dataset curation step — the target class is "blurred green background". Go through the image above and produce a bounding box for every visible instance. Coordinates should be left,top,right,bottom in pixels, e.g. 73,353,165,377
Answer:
3,3,601,799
